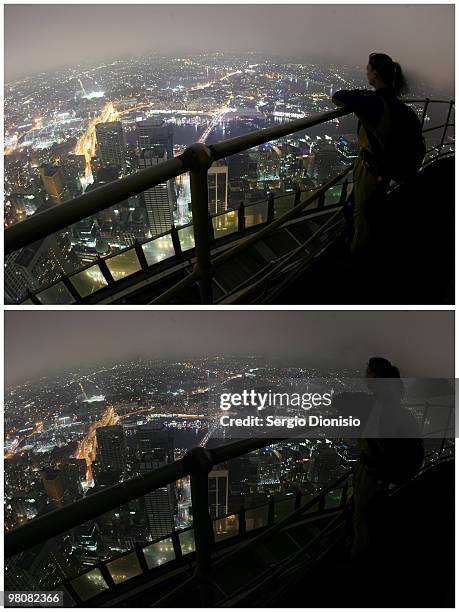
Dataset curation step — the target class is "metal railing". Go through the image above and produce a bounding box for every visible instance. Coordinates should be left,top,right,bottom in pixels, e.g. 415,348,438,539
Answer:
5,437,453,606
5,98,454,304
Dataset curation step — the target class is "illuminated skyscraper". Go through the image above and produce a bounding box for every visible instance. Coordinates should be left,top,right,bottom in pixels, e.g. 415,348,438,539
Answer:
95,122,126,171
96,426,127,477
41,469,66,508
137,118,174,159
208,470,229,519
208,163,228,215
39,165,68,205
139,146,175,237
137,425,175,539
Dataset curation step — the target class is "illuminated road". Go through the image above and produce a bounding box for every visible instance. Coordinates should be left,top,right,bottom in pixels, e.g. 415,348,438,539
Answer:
75,405,118,484
74,100,120,179
198,94,234,144
4,420,44,459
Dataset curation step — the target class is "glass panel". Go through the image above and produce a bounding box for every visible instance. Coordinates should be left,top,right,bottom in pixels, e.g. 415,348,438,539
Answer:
69,265,108,297
273,192,297,218
105,249,141,282
274,497,296,521
245,505,269,531
70,568,109,602
20,299,34,305
245,201,268,228
325,489,343,509
178,529,195,555
143,538,176,569
324,184,344,206
106,551,142,585
36,281,75,305
212,210,239,239
213,514,239,542
177,225,195,251
142,235,175,266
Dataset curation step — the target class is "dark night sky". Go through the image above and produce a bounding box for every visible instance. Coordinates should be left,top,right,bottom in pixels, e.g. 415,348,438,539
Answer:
4,4,455,94
4,311,454,385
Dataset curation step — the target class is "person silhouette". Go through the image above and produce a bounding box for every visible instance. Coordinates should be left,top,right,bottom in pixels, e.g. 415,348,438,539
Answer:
351,357,424,563
332,53,408,256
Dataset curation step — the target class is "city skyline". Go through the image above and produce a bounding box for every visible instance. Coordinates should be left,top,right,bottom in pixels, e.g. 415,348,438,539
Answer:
4,4,455,94
5,310,454,385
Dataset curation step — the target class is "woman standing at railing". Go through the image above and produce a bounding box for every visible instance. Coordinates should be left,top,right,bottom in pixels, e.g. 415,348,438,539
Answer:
332,53,422,256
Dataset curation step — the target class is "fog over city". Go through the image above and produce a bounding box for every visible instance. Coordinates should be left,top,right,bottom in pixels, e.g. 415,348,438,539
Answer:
5,311,454,385
5,4,454,94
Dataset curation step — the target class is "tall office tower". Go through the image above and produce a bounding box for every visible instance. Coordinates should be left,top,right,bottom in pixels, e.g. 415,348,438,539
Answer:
137,118,174,159
139,146,175,237
40,469,67,508
95,121,126,171
39,164,68,205
4,231,78,303
208,470,229,519
307,143,343,183
137,424,175,539
136,423,174,461
95,425,128,477
140,451,175,539
207,163,229,215
64,458,87,498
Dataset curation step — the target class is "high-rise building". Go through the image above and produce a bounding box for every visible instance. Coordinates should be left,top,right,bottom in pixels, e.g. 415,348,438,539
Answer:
95,122,126,171
139,146,175,237
208,163,229,215
95,426,127,477
39,165,68,205
40,468,66,508
137,118,174,159
208,469,229,519
137,424,175,539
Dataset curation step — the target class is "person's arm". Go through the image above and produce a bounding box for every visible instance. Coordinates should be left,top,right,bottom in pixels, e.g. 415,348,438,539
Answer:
332,89,381,126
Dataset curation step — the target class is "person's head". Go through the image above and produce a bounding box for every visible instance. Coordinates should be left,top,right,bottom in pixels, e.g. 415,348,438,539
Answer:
366,356,404,400
366,53,408,95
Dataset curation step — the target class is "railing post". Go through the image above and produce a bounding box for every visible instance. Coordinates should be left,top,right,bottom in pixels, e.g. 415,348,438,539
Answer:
294,185,302,208
133,240,149,271
98,561,116,589
439,100,454,155
60,274,81,303
339,180,348,206
238,201,246,233
339,482,349,507
182,144,215,304
294,489,302,510
208,211,215,244
25,288,41,305
267,192,275,223
134,542,150,574
97,256,115,287
317,192,325,210
268,496,275,525
171,528,183,561
170,225,183,259
420,98,430,129
184,447,215,607
239,505,246,537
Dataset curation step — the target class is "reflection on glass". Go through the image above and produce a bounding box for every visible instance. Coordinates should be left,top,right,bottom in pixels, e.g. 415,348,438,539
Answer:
274,192,297,218
142,235,175,266
245,505,269,531
143,538,176,569
274,497,296,521
20,299,34,305
178,529,195,555
245,202,268,228
324,184,343,206
105,250,141,281
213,514,239,542
177,225,195,251
70,265,108,298
325,489,342,509
213,210,238,239
106,552,142,585
37,282,75,305
70,568,108,602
